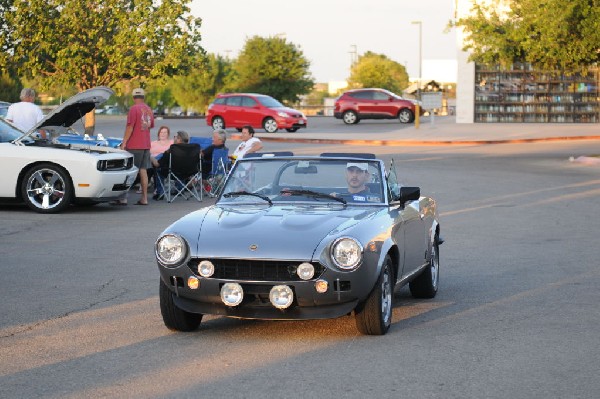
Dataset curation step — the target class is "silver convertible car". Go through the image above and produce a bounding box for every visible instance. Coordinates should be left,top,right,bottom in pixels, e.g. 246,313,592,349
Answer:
0,87,138,213
156,153,442,335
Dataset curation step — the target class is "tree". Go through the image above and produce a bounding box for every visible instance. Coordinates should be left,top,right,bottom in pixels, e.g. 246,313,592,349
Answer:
170,53,232,114
455,0,600,73
348,52,409,94
228,36,314,104
1,0,203,132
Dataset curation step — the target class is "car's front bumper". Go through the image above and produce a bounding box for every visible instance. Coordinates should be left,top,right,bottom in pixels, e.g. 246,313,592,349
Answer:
276,117,307,130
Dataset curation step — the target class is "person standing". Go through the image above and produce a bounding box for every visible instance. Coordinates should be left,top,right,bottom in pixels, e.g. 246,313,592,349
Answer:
117,88,154,205
6,88,45,137
232,125,262,160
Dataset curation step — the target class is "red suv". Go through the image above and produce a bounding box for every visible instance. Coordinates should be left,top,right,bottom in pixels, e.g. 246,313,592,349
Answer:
334,88,417,124
206,93,307,133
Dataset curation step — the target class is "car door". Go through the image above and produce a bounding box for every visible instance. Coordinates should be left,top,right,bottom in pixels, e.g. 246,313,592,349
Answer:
240,96,262,127
373,90,396,117
355,90,378,117
387,160,427,279
225,96,243,127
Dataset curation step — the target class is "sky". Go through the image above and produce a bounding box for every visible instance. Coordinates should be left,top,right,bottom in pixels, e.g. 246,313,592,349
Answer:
190,0,458,83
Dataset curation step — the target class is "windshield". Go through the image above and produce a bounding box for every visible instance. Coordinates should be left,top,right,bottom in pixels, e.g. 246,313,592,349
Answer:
257,96,284,108
219,158,385,205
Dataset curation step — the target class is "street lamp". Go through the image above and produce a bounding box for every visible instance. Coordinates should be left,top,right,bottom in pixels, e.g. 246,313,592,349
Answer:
411,20,422,100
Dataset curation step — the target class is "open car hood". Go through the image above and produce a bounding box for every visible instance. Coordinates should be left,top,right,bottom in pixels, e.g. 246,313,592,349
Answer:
15,86,114,143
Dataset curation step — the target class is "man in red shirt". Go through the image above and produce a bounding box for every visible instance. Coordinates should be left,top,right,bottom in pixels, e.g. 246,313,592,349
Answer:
118,88,154,205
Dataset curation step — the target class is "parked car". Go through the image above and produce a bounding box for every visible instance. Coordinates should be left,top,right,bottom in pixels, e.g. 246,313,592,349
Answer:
155,152,442,335
206,93,307,133
0,87,138,213
334,88,417,124
50,126,122,148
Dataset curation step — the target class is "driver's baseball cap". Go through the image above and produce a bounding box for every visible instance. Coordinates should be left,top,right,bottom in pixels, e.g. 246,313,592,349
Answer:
346,162,368,171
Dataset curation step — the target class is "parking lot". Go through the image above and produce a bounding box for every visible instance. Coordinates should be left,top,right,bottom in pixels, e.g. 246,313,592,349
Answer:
2,120,600,398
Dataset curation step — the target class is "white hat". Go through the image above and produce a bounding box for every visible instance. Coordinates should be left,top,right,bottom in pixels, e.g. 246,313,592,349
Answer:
132,88,145,97
346,162,368,171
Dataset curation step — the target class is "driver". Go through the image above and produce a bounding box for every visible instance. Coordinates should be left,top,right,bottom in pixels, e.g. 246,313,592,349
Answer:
333,163,381,202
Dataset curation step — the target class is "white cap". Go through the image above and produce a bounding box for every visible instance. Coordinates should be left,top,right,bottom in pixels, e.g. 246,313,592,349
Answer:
346,162,368,171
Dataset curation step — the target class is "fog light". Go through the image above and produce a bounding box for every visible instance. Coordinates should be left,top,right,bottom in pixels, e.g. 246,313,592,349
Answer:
198,260,215,278
297,262,315,280
187,276,200,290
269,285,294,309
315,279,328,293
221,283,243,307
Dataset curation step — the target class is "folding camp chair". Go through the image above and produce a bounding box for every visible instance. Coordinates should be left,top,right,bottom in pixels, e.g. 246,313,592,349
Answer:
204,147,231,197
163,143,203,203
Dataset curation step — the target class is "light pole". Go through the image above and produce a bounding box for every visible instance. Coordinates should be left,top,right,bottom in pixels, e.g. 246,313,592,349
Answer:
411,20,422,100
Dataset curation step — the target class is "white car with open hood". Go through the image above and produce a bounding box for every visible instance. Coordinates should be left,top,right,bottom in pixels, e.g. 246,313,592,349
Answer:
0,86,138,213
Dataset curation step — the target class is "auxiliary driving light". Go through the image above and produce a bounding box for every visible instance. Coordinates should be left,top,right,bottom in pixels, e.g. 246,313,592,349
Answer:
221,283,243,307
315,279,328,293
198,260,215,278
296,262,315,280
187,276,200,290
269,285,294,309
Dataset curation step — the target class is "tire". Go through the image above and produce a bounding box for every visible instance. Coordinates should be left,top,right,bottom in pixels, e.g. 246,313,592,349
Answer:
263,117,278,133
211,116,225,130
342,110,359,124
285,128,299,132
398,108,415,124
355,255,393,335
409,239,440,299
159,278,202,332
21,163,73,213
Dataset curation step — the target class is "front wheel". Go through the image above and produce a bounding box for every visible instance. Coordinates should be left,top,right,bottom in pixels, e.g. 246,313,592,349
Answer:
159,278,202,331
263,117,278,133
409,239,440,298
398,108,415,124
211,116,225,130
355,255,393,335
21,163,73,213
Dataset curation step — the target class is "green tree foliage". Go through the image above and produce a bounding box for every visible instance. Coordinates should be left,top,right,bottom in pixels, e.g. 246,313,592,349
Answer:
348,52,409,93
1,0,203,130
455,0,600,72
228,36,314,104
170,53,232,113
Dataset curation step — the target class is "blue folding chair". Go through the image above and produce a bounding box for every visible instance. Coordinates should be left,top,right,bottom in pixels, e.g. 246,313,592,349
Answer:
205,147,231,197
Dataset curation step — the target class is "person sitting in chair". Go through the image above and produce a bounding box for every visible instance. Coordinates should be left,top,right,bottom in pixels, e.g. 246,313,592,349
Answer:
201,129,227,192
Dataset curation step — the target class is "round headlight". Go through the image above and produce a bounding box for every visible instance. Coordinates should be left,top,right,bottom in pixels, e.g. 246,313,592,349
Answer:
198,260,215,278
221,283,243,307
269,285,294,309
297,262,315,280
156,234,187,266
331,237,363,270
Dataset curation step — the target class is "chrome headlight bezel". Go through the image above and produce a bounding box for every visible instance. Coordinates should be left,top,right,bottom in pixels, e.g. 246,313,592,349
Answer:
331,237,363,271
155,234,188,267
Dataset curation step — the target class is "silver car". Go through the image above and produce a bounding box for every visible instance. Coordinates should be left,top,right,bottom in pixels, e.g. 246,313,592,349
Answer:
155,153,442,335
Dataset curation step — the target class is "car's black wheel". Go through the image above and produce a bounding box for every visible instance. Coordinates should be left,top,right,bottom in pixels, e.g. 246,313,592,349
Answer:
398,108,415,123
211,116,225,130
21,163,73,213
263,117,278,133
285,128,299,132
159,278,202,332
342,110,359,124
355,255,393,335
409,238,440,298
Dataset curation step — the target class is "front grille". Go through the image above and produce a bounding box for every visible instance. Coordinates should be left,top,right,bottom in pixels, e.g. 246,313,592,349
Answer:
187,259,325,281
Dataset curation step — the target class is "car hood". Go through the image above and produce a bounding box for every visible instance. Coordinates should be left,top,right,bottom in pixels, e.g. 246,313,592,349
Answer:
195,205,380,260
275,106,304,116
16,86,114,143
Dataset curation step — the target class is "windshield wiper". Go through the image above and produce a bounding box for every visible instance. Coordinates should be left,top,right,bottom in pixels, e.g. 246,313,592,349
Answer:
223,191,272,205
280,189,347,205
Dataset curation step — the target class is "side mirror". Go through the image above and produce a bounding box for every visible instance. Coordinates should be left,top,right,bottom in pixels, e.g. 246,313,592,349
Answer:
395,186,420,205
